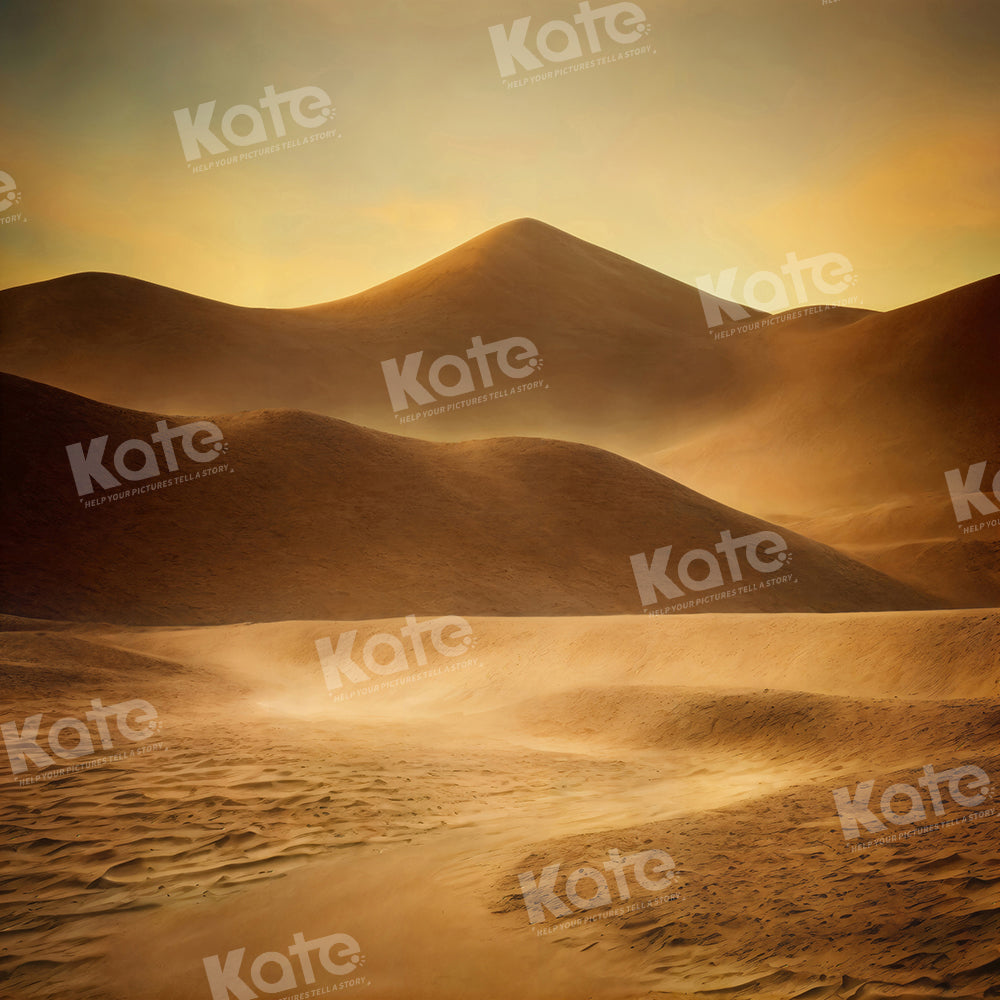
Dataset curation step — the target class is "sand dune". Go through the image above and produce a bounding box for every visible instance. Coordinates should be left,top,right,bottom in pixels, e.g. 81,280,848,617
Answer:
0,222,993,494
2,220,995,609
0,219,761,455
781,496,1000,610
648,272,1000,516
0,372,939,624
1,219,997,999
84,608,1000,708
643,274,1000,605
2,611,997,999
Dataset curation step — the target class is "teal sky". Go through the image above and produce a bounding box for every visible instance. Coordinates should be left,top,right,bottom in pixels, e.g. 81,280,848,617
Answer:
1,0,997,310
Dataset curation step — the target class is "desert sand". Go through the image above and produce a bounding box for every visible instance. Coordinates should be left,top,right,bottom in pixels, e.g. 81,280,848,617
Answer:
0,372,940,624
1,221,999,999
1,611,998,999
1,220,996,608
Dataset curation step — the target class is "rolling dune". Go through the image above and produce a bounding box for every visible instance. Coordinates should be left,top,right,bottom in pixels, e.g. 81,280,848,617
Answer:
0,219,759,454
1,220,998,999
0,222,993,503
648,272,1000,515
0,373,938,624
2,220,995,608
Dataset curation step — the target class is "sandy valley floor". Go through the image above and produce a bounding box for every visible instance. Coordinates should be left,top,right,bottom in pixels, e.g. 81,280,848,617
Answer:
2,611,998,1000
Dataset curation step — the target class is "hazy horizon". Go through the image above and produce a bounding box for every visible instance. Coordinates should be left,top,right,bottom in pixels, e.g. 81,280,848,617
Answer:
1,0,998,311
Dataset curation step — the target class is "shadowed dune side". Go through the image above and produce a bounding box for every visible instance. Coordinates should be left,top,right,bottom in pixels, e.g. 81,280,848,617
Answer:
649,274,1000,516
774,495,1000,610
0,373,940,625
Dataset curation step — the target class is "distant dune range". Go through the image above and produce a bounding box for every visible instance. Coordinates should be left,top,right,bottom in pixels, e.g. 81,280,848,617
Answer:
0,219,767,453
1,219,996,607
0,372,938,624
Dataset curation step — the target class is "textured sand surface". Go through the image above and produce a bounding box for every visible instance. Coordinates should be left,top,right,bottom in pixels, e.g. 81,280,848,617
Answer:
2,612,998,999
1,222,998,999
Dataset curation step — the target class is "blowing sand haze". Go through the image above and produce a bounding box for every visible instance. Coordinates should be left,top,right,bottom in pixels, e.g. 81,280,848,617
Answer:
2,4,1000,995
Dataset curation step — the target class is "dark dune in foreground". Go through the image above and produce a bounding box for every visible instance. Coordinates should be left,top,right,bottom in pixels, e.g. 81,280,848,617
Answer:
0,372,938,625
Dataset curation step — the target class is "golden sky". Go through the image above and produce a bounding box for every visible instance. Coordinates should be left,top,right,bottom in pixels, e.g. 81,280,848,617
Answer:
1,0,997,311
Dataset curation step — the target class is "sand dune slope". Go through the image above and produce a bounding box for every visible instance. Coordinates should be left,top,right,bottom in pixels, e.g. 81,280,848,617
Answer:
0,373,939,624
2,221,996,614
778,494,1000,610
649,274,1000,515
0,223,994,502
0,219,765,454
2,223,995,613
84,608,1000,708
